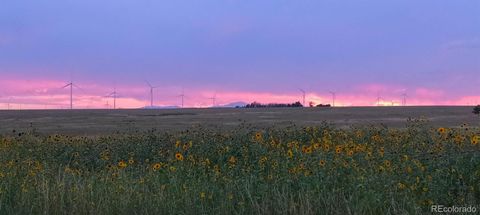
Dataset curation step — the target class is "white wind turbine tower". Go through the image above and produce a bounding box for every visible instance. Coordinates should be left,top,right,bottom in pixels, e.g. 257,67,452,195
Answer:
401,92,408,106
208,92,217,107
105,87,119,109
61,80,83,110
329,91,336,107
376,93,383,106
298,89,306,107
7,97,12,110
177,88,185,108
145,81,159,107
1,95,12,110
0,94,3,110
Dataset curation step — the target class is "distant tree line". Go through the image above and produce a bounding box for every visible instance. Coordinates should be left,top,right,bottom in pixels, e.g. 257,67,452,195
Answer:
237,101,333,108
473,105,480,116
241,102,333,108
244,101,303,108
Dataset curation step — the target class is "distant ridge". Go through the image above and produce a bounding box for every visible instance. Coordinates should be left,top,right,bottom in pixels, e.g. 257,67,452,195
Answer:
220,102,247,108
142,105,180,109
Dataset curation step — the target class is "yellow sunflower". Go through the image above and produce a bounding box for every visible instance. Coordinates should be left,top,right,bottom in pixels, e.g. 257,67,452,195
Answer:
323,144,330,152
118,161,127,168
287,149,294,158
437,127,446,134
347,150,354,157
152,163,162,171
471,135,479,145
228,156,237,165
175,153,184,161
384,160,391,168
319,159,326,167
397,182,406,190
254,132,263,142
305,146,313,154
335,146,343,154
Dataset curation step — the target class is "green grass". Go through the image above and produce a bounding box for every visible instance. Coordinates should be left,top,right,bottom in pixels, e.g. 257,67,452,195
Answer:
0,121,479,214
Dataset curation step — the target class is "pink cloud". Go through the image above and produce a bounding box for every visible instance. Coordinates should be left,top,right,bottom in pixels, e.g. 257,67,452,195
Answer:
414,88,444,99
1,78,478,109
355,83,407,96
447,96,480,106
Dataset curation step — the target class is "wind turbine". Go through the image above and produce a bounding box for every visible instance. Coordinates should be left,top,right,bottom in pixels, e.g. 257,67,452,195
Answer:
105,87,119,109
208,92,217,107
298,89,306,107
145,81,159,107
329,91,336,107
61,81,83,110
177,88,185,108
376,93,383,106
7,97,12,110
0,95,4,110
401,92,408,106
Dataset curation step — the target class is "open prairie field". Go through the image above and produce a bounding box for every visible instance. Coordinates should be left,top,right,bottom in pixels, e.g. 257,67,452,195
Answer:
1,106,479,214
0,106,478,135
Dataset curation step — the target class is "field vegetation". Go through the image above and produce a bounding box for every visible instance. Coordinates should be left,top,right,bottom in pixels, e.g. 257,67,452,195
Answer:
0,119,479,214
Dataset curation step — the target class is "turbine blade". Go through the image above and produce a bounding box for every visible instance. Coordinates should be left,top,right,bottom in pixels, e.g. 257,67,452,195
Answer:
145,80,153,88
72,84,87,94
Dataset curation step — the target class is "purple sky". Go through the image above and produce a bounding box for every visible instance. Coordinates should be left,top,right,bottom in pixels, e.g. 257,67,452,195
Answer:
0,0,479,108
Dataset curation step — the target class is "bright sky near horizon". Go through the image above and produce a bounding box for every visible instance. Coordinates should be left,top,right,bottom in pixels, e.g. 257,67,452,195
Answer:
0,0,479,109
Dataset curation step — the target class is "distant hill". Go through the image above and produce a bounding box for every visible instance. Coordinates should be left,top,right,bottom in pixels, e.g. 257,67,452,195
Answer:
142,105,180,109
142,102,247,109
220,102,248,108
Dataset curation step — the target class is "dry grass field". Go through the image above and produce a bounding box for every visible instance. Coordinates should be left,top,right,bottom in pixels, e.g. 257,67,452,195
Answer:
0,106,478,135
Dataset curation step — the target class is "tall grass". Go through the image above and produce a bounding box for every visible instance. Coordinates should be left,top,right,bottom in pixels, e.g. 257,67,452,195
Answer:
0,121,479,214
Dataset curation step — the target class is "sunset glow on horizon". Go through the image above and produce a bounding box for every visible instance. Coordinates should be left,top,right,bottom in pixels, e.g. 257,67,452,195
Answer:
1,77,479,110
1,0,479,109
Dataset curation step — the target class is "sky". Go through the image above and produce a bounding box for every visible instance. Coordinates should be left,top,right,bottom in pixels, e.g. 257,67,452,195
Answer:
0,0,479,109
